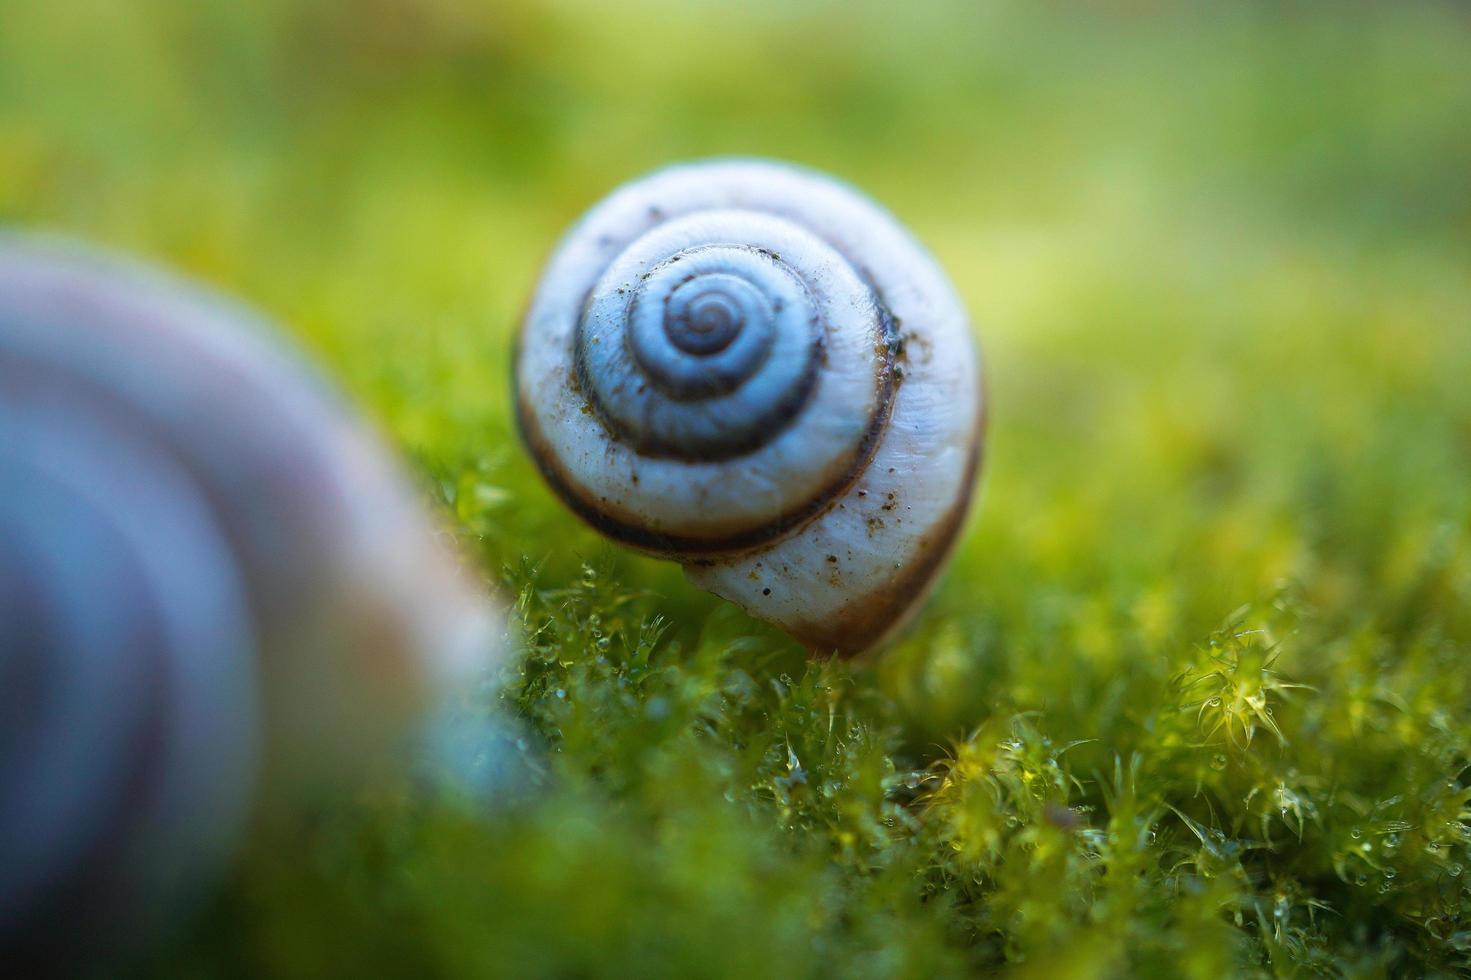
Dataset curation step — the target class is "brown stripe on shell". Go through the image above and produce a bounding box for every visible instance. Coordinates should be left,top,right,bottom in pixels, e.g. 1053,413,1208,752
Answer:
783,404,986,659
571,299,825,462
515,276,902,557
515,343,900,557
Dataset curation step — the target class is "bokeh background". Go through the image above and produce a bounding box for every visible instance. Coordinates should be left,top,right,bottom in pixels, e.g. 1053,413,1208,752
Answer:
3,1,1470,976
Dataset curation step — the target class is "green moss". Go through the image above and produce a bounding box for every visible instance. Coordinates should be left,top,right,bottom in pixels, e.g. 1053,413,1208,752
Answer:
4,1,1471,975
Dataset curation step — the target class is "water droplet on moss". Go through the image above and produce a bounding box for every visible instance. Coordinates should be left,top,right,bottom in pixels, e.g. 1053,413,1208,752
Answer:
1210,753,1228,771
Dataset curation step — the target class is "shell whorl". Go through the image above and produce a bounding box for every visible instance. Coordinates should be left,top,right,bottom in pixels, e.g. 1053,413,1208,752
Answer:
574,210,894,469
0,237,501,954
0,403,256,943
519,160,984,656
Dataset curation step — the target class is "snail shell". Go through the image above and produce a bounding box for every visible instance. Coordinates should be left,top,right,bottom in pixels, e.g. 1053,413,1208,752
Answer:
517,159,983,656
0,236,501,956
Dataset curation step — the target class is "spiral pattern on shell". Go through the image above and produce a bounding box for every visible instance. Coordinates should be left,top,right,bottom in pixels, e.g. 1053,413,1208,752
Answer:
518,159,984,655
0,237,501,958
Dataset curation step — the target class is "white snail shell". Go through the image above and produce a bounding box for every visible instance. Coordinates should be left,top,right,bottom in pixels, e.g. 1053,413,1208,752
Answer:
0,237,501,954
517,159,983,656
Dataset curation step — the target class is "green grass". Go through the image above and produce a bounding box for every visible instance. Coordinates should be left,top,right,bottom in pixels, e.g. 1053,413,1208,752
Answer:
4,1,1471,976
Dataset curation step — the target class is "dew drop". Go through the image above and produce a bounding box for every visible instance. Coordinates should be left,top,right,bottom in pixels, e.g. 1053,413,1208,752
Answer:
1210,753,1228,771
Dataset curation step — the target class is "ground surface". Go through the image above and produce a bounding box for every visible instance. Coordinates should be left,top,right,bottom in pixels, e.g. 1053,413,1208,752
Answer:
4,2,1471,976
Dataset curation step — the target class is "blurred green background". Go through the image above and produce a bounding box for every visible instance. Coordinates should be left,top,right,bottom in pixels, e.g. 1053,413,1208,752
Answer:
4,1,1471,976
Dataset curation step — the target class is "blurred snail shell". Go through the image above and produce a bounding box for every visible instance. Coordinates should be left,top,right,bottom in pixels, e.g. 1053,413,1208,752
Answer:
517,159,983,655
0,236,501,958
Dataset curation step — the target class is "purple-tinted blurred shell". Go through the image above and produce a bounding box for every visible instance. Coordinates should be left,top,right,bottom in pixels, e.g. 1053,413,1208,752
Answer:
0,401,256,951
0,236,500,959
